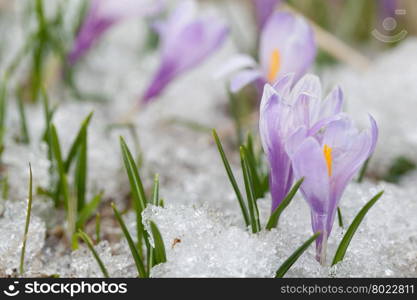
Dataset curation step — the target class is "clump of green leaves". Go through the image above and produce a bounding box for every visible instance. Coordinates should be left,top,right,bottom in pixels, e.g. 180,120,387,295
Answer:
384,156,416,183
213,129,300,233
113,137,166,277
43,107,101,249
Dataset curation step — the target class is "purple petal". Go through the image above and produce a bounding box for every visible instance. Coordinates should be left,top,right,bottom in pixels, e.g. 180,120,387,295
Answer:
143,2,229,102
68,0,164,64
289,137,331,258
260,12,316,83
259,85,294,210
214,54,257,79
319,86,344,119
230,69,262,93
252,0,281,30
272,73,294,99
290,137,330,215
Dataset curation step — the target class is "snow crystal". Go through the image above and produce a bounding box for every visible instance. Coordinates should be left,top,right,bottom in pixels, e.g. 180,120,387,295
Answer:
143,181,417,277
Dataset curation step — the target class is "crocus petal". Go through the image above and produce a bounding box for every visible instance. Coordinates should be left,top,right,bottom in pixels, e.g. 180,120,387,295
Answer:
68,0,164,64
143,1,229,102
252,0,281,30
230,69,262,93
289,137,331,258
319,86,344,119
290,137,330,216
272,73,294,99
260,12,316,83
259,85,294,210
322,116,378,218
213,54,258,79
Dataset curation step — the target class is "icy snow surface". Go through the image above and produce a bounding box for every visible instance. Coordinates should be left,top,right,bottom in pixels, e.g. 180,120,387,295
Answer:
0,0,416,277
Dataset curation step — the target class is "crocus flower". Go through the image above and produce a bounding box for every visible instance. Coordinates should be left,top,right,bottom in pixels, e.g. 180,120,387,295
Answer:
286,116,378,264
142,0,228,103
260,74,344,211
68,0,164,64
252,0,281,30
219,11,316,94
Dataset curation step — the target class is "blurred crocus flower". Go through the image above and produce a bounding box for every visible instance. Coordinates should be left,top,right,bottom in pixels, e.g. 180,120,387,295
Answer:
286,116,378,264
260,74,343,211
142,1,228,103
219,11,316,94
252,0,281,30
68,0,164,64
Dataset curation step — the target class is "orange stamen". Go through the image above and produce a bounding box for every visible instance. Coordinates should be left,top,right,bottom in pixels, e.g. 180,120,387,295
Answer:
323,144,333,177
267,49,281,83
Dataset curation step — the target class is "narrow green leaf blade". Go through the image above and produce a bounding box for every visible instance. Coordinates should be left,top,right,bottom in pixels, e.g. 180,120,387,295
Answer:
212,129,250,226
77,229,109,278
150,221,167,265
64,112,93,172
245,133,262,199
76,192,102,229
151,174,159,206
266,178,304,230
337,207,344,228
119,136,147,256
119,136,146,211
275,232,320,278
20,164,33,275
74,126,88,211
240,146,260,233
111,203,146,278
332,191,384,266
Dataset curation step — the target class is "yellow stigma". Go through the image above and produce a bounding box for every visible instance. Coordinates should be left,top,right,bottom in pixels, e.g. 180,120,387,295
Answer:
267,49,281,83
323,144,333,177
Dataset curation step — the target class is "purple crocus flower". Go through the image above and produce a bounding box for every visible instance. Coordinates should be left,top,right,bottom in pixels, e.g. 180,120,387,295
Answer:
218,11,316,94
260,74,344,211
252,0,281,30
68,0,164,64
142,1,228,103
286,116,378,264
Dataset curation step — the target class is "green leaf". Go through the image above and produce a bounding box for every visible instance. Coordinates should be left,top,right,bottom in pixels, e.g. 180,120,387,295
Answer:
77,229,109,278
111,203,146,278
383,156,416,183
95,213,101,243
275,232,320,278
357,157,370,183
64,112,93,172
151,174,159,206
240,146,260,233
51,125,76,246
332,191,384,266
337,207,344,228
245,133,263,199
41,87,54,163
120,136,148,255
74,124,88,211
119,136,147,211
76,192,102,230
50,125,70,207
212,129,250,227
20,164,33,275
16,91,30,144
149,221,167,265
266,178,304,230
